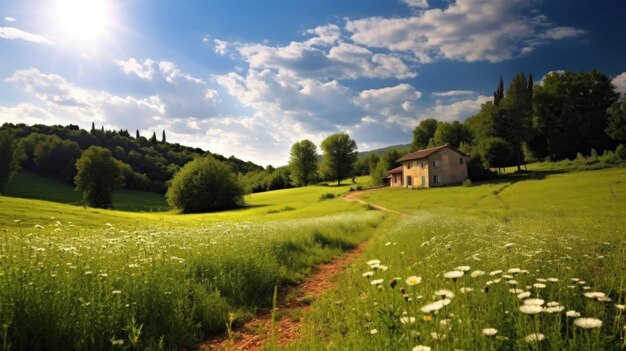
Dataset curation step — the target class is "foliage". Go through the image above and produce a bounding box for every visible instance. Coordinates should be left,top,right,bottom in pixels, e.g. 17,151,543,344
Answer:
239,166,292,194
432,120,472,148
0,130,25,191
320,133,358,185
533,70,619,160
606,99,626,142
289,139,318,186
166,155,244,213
0,123,263,192
74,146,125,208
370,161,389,186
479,137,514,170
319,193,335,200
411,118,438,151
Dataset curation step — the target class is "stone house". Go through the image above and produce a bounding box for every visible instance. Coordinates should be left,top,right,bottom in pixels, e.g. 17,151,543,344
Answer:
386,144,469,188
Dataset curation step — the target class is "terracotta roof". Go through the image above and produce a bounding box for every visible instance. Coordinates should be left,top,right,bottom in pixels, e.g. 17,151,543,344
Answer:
387,165,403,174
396,143,468,162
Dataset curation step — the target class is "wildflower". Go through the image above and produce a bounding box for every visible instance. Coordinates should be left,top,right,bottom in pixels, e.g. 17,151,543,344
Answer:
533,283,546,289
547,278,559,282
598,296,612,302
615,304,625,310
400,316,416,324
471,270,485,278
433,289,454,299
379,265,388,271
385,242,392,246
489,270,503,276
524,333,545,343
574,318,603,329
367,259,381,267
412,346,431,351
502,274,514,279
110,339,124,346
421,299,451,313
482,328,498,336
34,224,44,229
517,291,531,299
112,290,121,294
370,329,378,334
460,287,473,293
504,243,515,248
566,310,581,318
455,265,471,272
507,280,519,285
524,298,545,306
423,315,432,321
508,268,521,274
583,292,605,299
443,270,464,280
544,306,564,313
406,276,422,286
509,288,524,294
371,279,384,286
519,305,543,315
536,278,547,282
430,332,446,340
362,271,374,278
571,278,580,282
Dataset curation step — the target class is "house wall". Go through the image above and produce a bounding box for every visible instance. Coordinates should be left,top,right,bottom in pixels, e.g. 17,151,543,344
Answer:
400,147,468,188
426,148,468,187
389,173,403,187
402,159,430,188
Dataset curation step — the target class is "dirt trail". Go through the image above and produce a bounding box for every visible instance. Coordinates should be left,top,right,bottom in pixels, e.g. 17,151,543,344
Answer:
343,188,405,216
202,188,396,351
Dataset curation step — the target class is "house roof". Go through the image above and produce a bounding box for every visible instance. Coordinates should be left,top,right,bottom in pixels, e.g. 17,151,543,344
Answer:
387,165,403,174
397,143,468,162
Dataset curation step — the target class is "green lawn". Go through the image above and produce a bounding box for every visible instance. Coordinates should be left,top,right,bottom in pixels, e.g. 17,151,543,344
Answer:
290,167,626,350
2,171,168,211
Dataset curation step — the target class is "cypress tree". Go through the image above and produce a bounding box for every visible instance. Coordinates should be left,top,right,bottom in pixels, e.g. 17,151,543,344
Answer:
150,132,158,144
136,129,140,139
162,130,166,143
90,122,96,134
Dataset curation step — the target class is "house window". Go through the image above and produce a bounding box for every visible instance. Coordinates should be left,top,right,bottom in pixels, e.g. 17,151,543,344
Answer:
421,175,425,186
460,157,463,165
420,161,425,168
432,160,440,167
433,175,440,184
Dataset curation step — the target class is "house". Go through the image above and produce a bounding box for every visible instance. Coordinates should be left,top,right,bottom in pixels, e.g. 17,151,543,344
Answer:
386,144,469,188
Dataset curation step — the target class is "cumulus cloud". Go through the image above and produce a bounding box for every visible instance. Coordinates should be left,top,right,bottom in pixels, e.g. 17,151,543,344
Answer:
0,26,55,45
401,0,429,9
6,68,164,129
346,0,584,63
0,103,60,125
612,72,626,95
114,58,219,118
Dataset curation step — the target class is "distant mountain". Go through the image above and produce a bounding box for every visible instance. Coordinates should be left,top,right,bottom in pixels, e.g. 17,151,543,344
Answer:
357,143,412,158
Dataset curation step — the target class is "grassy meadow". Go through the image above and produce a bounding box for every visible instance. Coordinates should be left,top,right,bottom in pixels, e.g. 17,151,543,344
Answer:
0,177,385,350
1,167,625,350
291,167,626,350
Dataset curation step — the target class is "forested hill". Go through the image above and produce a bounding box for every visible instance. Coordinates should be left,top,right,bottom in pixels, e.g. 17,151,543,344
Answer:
0,123,264,193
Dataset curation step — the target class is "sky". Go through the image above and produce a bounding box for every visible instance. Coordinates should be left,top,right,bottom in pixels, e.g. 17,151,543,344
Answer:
1,0,625,166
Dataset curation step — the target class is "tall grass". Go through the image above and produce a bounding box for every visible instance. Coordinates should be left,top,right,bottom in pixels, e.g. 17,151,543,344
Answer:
0,207,384,350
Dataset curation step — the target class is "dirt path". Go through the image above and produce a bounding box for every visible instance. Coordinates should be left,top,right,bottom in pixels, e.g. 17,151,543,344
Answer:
202,241,367,351
202,189,396,351
343,188,405,216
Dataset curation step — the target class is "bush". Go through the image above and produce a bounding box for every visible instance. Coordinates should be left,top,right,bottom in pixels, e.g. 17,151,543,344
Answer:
616,144,626,160
166,155,244,213
74,146,124,208
462,179,473,187
319,193,335,200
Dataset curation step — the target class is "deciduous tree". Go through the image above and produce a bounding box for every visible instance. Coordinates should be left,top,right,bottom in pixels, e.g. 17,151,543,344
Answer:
320,133,358,186
288,139,318,186
74,146,124,208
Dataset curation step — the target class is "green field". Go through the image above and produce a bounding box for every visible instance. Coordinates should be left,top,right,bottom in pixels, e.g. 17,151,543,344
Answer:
2,171,169,212
1,168,625,350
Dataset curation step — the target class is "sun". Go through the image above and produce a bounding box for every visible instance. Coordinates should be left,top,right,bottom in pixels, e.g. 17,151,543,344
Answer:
54,0,112,42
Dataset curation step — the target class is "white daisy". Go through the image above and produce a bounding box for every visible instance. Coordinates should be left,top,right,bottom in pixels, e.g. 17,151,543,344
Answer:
574,318,602,329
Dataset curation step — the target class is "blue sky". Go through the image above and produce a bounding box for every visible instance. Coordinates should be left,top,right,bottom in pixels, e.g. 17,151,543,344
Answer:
1,0,625,166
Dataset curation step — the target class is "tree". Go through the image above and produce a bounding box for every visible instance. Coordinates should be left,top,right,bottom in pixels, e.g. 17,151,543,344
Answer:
606,99,626,141
370,161,389,186
432,121,472,148
90,122,96,134
494,77,504,106
533,70,619,159
150,132,158,144
33,136,81,182
136,129,140,139
0,130,25,191
162,130,166,143
74,146,125,208
166,155,244,213
412,118,439,151
479,137,514,173
320,133,358,185
288,139,318,186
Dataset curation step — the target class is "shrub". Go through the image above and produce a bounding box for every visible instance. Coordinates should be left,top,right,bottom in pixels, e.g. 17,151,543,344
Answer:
319,193,335,200
166,155,244,213
74,146,124,208
462,179,472,187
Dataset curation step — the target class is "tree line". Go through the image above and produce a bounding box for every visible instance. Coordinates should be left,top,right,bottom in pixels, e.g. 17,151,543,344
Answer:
411,70,626,177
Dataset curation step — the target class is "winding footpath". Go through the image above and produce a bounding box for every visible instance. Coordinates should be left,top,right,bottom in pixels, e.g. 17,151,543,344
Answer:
202,188,397,351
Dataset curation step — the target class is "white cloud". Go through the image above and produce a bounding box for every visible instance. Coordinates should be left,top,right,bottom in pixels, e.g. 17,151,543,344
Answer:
612,72,626,95
213,39,229,55
346,0,584,63
401,0,429,9
114,58,219,118
432,90,474,97
4,16,16,22
0,103,59,125
426,94,490,122
0,26,55,45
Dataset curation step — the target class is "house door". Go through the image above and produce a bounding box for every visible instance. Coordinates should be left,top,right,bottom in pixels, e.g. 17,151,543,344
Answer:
421,175,425,186
406,176,412,187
